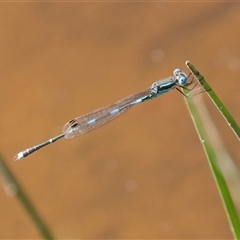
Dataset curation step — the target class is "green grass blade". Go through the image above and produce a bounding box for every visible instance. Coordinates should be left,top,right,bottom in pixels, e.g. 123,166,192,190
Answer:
186,61,240,141
0,154,54,240
182,65,240,239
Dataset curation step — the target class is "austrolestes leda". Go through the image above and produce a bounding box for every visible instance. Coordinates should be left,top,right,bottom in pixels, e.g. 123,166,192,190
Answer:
14,68,196,160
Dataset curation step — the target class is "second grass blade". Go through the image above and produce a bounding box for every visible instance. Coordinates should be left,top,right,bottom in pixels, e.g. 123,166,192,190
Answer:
186,61,240,141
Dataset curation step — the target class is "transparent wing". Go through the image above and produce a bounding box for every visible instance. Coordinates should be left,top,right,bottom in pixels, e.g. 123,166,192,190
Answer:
63,89,150,138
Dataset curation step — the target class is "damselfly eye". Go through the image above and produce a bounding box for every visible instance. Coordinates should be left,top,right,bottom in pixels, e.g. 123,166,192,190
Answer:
178,76,187,85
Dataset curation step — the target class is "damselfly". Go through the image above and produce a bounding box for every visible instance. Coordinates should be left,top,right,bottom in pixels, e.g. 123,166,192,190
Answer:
14,68,195,160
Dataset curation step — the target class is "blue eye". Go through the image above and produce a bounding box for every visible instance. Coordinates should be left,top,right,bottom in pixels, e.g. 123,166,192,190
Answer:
179,76,187,85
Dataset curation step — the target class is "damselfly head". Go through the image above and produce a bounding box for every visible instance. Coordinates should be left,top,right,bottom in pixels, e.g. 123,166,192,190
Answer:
173,68,181,76
173,68,188,86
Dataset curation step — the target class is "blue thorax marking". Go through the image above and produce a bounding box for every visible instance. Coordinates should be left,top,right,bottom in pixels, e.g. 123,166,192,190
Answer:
159,81,175,91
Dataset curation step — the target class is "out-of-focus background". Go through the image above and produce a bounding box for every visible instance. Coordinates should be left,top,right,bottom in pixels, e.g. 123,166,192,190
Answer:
0,2,240,239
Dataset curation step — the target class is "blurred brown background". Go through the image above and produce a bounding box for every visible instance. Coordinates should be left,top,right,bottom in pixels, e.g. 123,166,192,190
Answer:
0,2,240,239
